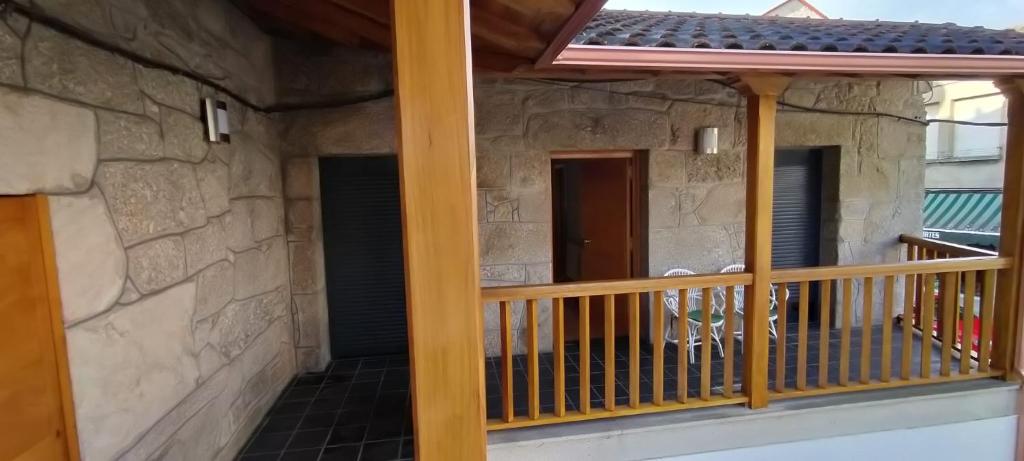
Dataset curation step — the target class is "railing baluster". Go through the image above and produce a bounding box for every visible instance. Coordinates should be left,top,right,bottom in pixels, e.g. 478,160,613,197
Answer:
860,277,874,384
653,291,665,405
961,271,977,375
723,286,735,398
920,273,937,379
902,269,915,381
908,244,920,330
775,284,789,393
797,281,809,391
553,297,566,417
819,280,831,388
701,287,712,401
840,279,852,386
940,272,957,376
526,299,540,420
918,250,930,329
579,296,591,415
603,294,615,412
881,275,895,382
678,289,688,403
979,270,995,372
629,292,641,409
499,300,514,422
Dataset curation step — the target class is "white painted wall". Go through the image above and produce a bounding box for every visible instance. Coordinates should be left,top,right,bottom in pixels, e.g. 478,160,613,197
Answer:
656,416,1018,461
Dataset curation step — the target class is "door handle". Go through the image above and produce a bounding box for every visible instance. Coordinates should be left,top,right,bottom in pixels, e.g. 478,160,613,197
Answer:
583,239,593,245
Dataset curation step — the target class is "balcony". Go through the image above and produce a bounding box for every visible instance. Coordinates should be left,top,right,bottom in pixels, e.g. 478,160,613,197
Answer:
480,235,1011,430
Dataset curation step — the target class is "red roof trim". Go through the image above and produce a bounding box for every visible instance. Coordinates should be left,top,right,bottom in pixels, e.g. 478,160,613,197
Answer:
763,0,829,19
537,0,609,67
552,44,1024,76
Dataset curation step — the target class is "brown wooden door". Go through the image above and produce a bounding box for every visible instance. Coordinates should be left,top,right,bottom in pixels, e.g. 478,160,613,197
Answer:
553,155,643,340
0,196,77,461
579,158,633,338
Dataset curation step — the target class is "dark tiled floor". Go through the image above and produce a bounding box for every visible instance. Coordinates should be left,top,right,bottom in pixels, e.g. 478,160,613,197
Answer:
238,355,413,461
240,320,956,459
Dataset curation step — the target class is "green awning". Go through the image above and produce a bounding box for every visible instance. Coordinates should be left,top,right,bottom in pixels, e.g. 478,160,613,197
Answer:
923,189,1001,250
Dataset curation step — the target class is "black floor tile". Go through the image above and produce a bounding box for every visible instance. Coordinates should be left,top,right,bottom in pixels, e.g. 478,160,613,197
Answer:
360,439,402,461
287,429,331,451
320,443,362,461
239,321,959,460
281,448,323,461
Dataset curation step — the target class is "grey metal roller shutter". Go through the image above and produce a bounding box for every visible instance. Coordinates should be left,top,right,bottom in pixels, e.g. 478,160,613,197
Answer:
772,149,823,316
320,156,408,358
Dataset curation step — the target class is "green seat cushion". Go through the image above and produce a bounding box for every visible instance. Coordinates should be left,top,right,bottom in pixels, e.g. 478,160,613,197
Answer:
687,310,725,324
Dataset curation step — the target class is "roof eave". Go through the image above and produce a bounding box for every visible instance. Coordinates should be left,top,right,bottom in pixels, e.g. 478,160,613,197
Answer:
550,44,1024,78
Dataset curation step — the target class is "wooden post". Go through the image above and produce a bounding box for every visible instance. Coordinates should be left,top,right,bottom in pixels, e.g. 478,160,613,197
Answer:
392,1,487,459
993,79,1024,379
738,74,790,409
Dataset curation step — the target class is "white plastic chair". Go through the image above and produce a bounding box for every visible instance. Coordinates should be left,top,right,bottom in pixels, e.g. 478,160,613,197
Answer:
717,264,780,339
662,268,725,363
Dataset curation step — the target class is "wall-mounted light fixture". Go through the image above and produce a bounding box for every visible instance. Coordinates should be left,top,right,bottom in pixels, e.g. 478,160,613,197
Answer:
697,127,719,155
202,98,230,143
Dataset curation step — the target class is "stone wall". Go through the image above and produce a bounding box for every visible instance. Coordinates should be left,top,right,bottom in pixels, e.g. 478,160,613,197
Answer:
11,0,276,106
0,8,293,461
276,74,925,359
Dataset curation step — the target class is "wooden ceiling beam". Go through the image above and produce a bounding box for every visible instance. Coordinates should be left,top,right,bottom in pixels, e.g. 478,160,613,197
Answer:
328,0,389,24
469,8,548,59
482,0,577,33
246,0,364,47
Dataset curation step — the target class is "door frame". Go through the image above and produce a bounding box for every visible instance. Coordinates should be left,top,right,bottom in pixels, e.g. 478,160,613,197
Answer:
550,150,650,339
2,195,81,460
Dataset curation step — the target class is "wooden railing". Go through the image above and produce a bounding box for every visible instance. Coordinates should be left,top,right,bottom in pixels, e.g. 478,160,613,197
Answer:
480,252,1011,430
481,272,752,429
900,234,998,259
768,256,1009,399
899,234,1002,357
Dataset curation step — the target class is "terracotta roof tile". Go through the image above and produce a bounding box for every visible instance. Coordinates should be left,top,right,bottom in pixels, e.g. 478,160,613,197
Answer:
573,10,1024,56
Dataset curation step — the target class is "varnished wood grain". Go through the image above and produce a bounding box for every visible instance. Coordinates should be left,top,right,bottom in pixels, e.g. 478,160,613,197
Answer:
920,274,937,378
0,196,77,461
797,281,809,391
604,294,615,411
553,297,566,417
653,291,665,405
902,269,916,380
775,284,789,393
629,292,640,408
723,286,736,397
701,288,712,401
860,277,873,384
961,271,977,374
392,2,487,457
739,74,790,408
770,257,1009,283
979,270,996,371
839,279,853,386
482,272,751,301
678,290,688,403
499,301,514,422
819,280,832,388
579,296,591,414
527,299,540,419
881,276,895,382
940,273,957,376
992,79,1024,376
899,235,997,258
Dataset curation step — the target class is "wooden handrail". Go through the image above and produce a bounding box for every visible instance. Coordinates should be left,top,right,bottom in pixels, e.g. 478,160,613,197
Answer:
480,272,753,302
771,257,1010,283
899,234,998,258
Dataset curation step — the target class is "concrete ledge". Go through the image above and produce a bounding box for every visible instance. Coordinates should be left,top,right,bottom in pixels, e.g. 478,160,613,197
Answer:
487,380,1019,461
